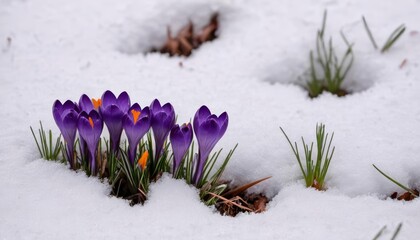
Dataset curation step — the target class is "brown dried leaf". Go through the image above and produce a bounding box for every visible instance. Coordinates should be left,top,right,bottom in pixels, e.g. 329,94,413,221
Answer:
178,21,194,43
196,14,218,43
390,192,398,199
179,37,193,56
222,176,271,199
399,59,408,69
161,27,180,56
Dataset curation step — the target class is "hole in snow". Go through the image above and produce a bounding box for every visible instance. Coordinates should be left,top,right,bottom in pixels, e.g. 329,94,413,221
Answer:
263,52,377,98
117,2,226,57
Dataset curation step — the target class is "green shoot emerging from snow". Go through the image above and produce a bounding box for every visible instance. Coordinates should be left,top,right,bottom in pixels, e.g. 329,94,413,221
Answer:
362,16,406,53
372,164,419,198
307,10,354,98
30,121,63,160
280,123,335,190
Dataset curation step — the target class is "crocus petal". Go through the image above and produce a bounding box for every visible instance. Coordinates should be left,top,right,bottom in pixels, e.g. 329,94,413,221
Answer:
102,105,125,152
162,102,174,114
170,123,193,173
197,118,220,162
101,90,117,109
193,105,211,133
150,100,175,162
52,100,64,129
152,112,170,139
197,105,211,122
78,110,103,175
117,91,130,113
79,94,94,113
61,109,78,143
217,112,229,138
150,99,161,113
62,100,79,113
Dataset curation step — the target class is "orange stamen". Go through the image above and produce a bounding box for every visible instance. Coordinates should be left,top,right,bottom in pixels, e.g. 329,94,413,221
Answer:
131,109,141,124
137,151,149,170
92,98,102,109
88,117,94,128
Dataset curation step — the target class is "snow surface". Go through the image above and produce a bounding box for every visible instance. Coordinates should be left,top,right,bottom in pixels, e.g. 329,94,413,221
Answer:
1,0,420,239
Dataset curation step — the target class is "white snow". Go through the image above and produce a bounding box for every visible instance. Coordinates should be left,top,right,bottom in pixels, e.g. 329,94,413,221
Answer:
1,0,420,239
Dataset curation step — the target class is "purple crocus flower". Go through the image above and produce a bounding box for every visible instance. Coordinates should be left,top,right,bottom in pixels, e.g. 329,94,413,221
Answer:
123,103,151,165
170,123,193,174
150,99,175,161
77,110,103,176
100,90,130,154
52,100,79,169
192,105,228,184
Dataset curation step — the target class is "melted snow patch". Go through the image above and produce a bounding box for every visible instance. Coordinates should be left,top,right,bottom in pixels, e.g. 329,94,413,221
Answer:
117,1,231,55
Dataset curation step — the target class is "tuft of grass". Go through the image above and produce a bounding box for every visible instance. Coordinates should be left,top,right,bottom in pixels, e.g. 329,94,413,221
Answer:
280,123,335,190
175,143,238,205
362,16,406,53
112,150,150,205
146,132,171,181
372,164,418,198
307,10,354,98
198,145,237,206
30,121,63,160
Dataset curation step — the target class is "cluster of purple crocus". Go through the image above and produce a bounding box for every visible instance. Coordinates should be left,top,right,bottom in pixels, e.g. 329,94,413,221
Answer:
52,90,228,184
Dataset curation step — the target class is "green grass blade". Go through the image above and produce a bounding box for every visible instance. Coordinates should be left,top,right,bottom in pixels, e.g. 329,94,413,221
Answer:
372,164,418,197
320,10,327,38
362,16,378,49
49,130,53,159
381,25,405,53
280,127,307,179
372,225,386,240
30,126,43,158
390,223,403,240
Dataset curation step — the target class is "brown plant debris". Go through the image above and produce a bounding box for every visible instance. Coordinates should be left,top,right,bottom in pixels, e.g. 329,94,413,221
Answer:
153,13,219,57
399,59,408,69
212,176,271,217
390,189,419,201
214,193,269,217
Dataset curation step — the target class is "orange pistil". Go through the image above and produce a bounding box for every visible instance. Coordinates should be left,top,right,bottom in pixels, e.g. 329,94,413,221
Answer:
92,98,102,109
131,109,141,124
137,151,149,170
88,117,94,128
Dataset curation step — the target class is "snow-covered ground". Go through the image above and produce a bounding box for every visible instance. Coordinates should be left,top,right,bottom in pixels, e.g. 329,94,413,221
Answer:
1,0,420,239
